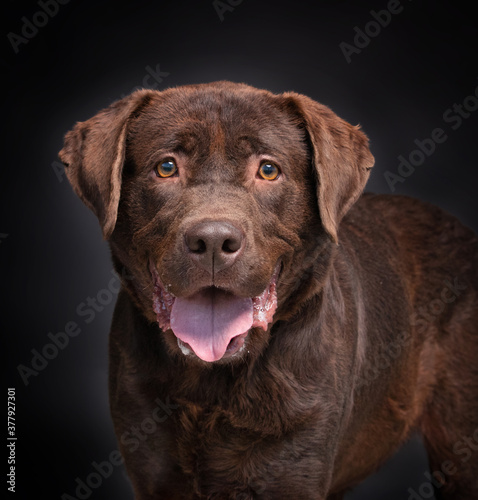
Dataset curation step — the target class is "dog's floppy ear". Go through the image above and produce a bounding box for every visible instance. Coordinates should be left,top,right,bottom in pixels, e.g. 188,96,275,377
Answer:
59,90,155,239
281,93,374,243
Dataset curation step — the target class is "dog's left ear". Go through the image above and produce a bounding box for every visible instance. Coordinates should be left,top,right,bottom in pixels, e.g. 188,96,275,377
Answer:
59,89,155,239
280,93,374,243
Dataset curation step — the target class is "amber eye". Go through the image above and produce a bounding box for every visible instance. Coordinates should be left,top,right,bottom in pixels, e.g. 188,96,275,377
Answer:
258,161,280,181
155,159,178,178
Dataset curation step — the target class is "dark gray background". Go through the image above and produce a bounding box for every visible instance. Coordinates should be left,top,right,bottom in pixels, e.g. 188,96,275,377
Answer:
3,0,477,498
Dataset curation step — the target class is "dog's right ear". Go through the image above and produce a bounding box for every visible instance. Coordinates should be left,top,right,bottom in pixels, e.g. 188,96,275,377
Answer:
59,90,155,239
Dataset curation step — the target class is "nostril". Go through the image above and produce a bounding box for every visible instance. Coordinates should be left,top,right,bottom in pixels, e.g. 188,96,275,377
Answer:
185,233,207,254
222,238,241,253
190,238,207,254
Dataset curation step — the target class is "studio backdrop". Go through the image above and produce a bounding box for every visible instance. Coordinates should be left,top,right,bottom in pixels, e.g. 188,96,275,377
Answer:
3,0,477,498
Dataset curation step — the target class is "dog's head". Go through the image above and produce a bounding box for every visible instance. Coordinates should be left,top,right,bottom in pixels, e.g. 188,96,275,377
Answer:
59,81,373,363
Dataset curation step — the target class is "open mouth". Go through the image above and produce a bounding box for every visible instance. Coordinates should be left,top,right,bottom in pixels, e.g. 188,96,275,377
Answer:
150,261,280,362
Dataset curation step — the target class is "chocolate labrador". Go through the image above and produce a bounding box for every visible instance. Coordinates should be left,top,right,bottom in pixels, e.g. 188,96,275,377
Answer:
59,81,478,499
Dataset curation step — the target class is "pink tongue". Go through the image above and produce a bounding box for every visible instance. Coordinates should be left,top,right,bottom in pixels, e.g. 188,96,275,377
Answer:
170,288,253,362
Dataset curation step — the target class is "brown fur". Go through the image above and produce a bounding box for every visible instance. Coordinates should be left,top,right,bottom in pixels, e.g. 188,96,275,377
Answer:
59,81,478,499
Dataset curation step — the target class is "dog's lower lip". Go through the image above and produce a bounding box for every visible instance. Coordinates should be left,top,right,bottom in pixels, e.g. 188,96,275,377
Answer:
224,331,248,356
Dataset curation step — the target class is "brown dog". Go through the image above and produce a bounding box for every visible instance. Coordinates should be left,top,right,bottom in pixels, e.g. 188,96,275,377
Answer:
59,81,478,499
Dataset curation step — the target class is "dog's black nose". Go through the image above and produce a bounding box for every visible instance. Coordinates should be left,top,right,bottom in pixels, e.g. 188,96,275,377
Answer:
185,221,244,273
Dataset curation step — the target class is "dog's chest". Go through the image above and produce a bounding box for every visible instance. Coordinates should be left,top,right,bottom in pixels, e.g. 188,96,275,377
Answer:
166,395,334,498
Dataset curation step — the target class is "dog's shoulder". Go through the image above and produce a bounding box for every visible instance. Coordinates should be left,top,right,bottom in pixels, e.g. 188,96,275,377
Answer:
342,193,478,305
346,192,477,250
